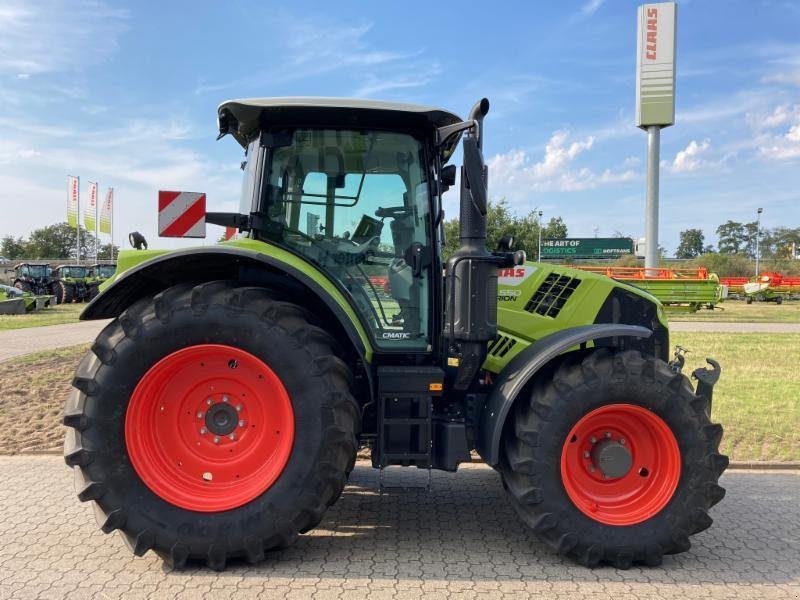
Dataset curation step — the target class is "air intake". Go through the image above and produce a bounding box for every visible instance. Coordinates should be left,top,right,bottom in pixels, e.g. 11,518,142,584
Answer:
525,273,581,318
488,335,517,358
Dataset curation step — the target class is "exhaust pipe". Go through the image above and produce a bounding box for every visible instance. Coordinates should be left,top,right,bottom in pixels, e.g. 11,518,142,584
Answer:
445,98,498,389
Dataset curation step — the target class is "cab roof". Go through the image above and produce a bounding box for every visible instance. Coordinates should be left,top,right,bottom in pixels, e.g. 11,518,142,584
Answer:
217,97,463,161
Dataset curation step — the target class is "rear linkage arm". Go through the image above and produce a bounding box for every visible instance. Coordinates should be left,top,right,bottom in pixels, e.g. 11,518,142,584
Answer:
669,346,721,415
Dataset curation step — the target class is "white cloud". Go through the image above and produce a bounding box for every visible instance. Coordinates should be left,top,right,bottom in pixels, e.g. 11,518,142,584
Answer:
0,0,128,75
581,0,605,17
744,103,800,162
195,18,427,98
669,139,711,173
486,130,635,201
0,116,241,247
354,64,441,97
763,71,800,87
747,104,800,130
758,121,800,160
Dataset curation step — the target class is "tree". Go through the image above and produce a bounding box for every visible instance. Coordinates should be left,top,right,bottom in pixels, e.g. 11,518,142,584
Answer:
542,216,568,240
0,235,28,259
715,220,745,254
97,243,120,260
675,228,705,259
25,222,98,259
765,227,800,259
442,199,567,261
742,221,758,258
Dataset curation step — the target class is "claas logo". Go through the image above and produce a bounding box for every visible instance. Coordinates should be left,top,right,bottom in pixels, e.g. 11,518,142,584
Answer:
498,268,526,278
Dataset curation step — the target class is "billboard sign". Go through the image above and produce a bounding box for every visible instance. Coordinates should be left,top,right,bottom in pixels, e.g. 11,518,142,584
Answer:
635,2,677,128
541,238,635,260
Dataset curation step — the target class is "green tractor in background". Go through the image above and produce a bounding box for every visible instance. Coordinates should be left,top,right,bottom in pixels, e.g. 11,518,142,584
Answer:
65,97,726,571
51,264,93,304
9,262,53,295
86,263,117,300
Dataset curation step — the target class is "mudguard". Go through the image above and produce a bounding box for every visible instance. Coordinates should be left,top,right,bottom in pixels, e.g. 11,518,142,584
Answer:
476,323,652,466
81,245,372,362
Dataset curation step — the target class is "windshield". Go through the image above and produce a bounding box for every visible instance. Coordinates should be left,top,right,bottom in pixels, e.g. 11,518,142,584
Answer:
62,266,87,278
24,265,50,278
98,265,116,278
245,128,433,350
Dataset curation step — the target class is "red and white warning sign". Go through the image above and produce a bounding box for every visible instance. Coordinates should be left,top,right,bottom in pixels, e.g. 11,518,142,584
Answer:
158,191,206,238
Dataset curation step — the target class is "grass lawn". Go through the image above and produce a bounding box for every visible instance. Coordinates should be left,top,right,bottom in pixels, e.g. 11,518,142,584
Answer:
670,299,800,323
1,333,797,462
0,303,83,331
673,331,800,462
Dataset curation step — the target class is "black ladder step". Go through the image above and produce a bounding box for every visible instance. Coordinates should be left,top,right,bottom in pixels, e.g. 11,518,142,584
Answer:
382,418,431,425
382,453,431,460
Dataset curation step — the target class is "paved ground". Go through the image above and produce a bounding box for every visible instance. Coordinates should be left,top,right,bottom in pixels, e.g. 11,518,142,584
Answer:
0,320,110,362
669,321,800,333
0,457,797,599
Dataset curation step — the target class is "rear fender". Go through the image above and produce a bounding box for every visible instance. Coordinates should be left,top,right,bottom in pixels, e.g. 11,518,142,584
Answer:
82,246,373,364
476,324,652,466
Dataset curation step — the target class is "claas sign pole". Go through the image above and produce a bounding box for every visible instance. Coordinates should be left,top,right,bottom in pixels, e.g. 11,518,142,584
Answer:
636,2,677,271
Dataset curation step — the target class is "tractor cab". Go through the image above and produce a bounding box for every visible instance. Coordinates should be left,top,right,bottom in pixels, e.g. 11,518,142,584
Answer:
217,98,466,352
11,263,52,295
54,265,88,280
87,263,117,281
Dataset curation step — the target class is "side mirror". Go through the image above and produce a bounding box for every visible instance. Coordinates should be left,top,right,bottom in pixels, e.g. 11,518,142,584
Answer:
496,235,514,252
440,164,457,192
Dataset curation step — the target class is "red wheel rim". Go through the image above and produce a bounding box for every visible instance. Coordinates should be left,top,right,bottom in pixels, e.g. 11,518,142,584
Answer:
125,344,294,512
560,404,680,526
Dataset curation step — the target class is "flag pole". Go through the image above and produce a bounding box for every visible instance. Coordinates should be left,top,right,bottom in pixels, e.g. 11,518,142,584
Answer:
77,177,81,263
95,185,99,262
111,188,114,262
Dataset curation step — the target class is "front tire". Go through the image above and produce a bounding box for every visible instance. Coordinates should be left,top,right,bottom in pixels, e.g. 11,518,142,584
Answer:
501,349,727,568
63,282,359,570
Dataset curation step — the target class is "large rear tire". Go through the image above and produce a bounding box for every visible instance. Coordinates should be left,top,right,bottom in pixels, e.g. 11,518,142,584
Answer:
500,349,727,568
55,281,74,304
63,281,359,570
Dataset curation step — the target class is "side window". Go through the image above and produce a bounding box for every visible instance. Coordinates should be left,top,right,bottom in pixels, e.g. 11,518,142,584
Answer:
263,129,433,350
238,140,261,215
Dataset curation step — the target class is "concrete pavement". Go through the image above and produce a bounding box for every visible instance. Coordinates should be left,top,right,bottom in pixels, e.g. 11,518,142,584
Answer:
0,456,797,599
0,320,110,362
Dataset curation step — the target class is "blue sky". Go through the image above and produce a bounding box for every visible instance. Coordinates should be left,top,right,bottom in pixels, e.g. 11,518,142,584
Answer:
1,0,799,253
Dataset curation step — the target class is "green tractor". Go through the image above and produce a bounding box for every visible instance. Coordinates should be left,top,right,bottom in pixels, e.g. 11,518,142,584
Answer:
86,263,117,300
65,97,726,570
51,264,92,304
9,262,53,295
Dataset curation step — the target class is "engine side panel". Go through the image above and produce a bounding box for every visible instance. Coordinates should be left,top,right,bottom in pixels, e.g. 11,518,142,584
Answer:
486,263,669,373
